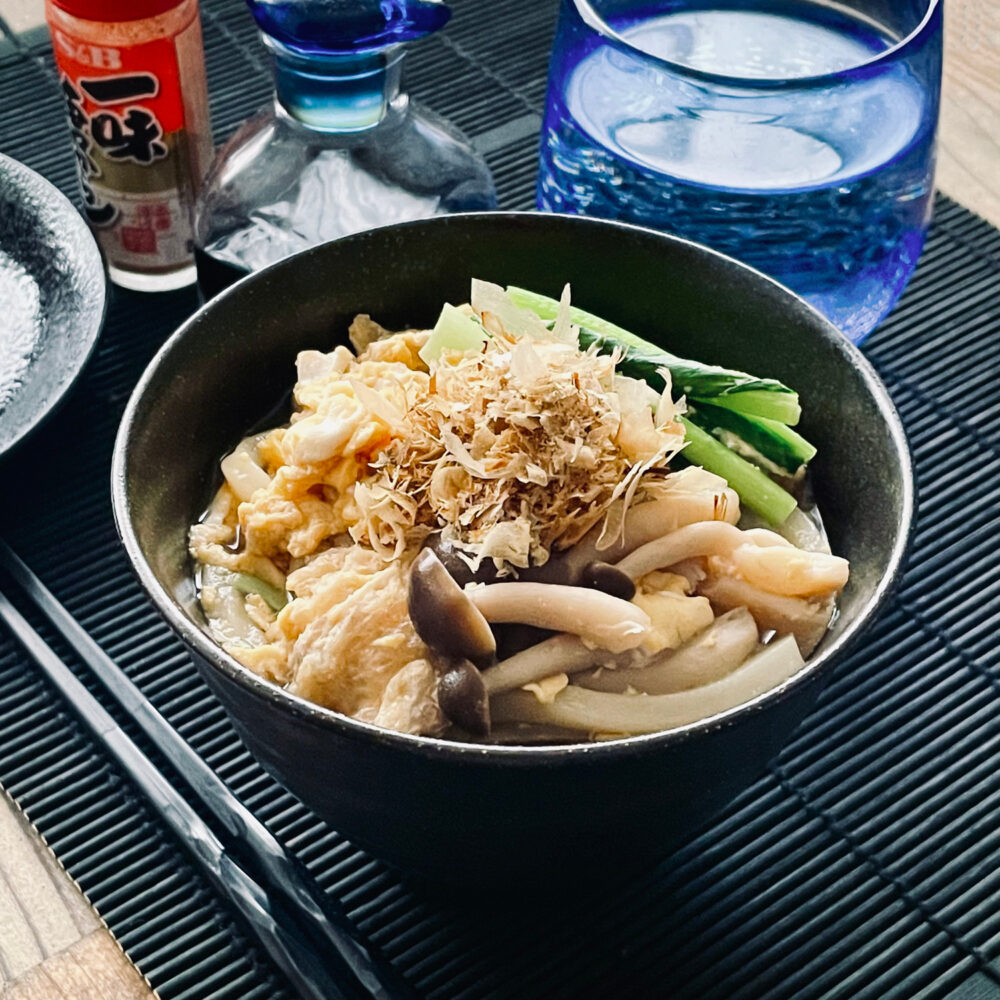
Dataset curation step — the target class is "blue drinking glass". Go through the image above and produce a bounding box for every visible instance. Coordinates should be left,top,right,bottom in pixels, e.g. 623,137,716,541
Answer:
537,0,942,342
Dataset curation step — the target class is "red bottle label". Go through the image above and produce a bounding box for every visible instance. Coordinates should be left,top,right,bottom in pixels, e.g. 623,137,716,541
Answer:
50,23,198,273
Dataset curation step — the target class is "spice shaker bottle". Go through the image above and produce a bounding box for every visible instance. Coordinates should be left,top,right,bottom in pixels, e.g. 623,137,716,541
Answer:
46,0,212,291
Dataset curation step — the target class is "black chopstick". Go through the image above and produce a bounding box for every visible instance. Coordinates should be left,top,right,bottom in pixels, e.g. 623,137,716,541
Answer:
0,539,418,1000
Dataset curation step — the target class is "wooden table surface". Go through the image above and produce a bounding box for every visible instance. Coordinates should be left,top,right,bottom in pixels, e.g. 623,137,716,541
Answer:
936,0,1000,227
0,792,152,1000
0,0,996,998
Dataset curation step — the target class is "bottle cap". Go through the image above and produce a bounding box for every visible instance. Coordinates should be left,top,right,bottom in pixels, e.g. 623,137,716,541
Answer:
48,0,181,21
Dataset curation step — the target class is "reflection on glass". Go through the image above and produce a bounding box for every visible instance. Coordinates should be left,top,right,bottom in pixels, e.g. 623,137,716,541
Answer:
538,0,942,342
195,0,496,296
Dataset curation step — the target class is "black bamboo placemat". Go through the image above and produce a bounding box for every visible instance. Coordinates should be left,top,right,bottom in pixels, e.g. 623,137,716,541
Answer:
1,2,998,998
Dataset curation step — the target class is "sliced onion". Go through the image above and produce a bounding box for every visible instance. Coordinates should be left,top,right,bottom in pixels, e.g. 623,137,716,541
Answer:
698,575,834,657
202,485,235,526
613,373,662,417
491,635,805,735
220,445,270,503
548,283,577,345
470,279,551,340
199,565,265,648
482,633,640,695
740,504,832,554
728,543,849,598
574,608,759,695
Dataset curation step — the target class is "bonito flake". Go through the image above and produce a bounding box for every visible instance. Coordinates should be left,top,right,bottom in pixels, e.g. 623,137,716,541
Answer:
344,284,688,570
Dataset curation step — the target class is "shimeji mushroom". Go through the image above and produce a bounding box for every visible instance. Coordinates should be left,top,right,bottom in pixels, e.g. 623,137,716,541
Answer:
482,633,644,696
468,582,649,653
431,652,490,736
491,635,806,735
526,487,740,586
408,549,497,666
422,534,634,600
408,552,495,734
573,608,760,695
409,550,651,733
421,532,500,587
483,607,760,697
410,550,651,659
615,520,849,597
615,521,778,580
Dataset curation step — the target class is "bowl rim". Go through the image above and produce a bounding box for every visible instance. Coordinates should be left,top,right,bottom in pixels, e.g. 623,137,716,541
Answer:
0,153,107,459
111,210,914,763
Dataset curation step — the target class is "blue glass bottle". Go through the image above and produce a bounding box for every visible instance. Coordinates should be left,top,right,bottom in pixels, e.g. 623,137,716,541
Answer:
195,0,497,295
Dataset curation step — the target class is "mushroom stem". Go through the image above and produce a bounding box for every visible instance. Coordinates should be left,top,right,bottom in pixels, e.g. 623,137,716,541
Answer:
573,608,759,695
468,582,649,654
616,521,848,601
482,634,642,696
615,521,788,580
528,488,740,585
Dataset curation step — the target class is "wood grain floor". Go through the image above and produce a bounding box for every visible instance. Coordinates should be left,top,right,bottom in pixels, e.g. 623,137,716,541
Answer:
937,0,1000,225
0,791,153,1000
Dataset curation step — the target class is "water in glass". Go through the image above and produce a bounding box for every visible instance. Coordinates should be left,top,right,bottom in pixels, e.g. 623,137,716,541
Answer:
538,0,941,341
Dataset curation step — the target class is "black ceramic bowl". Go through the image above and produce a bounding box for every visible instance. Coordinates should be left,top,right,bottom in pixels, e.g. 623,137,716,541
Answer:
112,213,912,885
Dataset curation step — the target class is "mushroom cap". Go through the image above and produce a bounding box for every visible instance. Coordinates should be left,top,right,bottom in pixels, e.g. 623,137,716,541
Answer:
432,653,491,736
581,561,637,601
408,549,497,666
422,532,500,587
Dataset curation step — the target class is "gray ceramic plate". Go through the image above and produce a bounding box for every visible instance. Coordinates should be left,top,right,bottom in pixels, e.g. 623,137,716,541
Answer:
0,154,105,457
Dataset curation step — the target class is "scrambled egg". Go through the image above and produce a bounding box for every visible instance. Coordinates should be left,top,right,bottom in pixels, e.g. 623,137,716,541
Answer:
228,546,445,735
633,571,714,654
189,330,448,731
188,304,775,738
